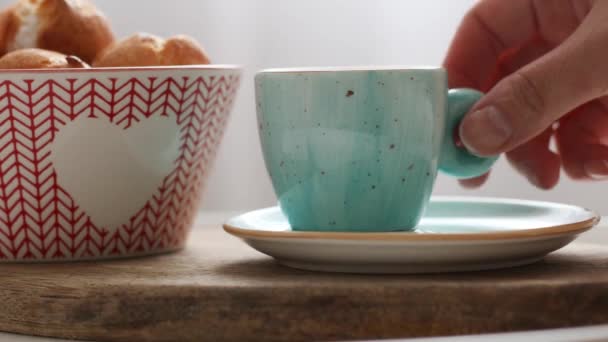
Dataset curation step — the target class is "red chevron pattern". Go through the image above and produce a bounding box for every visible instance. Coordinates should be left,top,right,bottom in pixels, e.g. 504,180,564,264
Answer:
0,70,240,260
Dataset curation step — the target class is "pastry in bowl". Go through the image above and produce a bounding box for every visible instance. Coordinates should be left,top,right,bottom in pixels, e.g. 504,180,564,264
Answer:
0,47,89,68
93,33,211,67
3,0,114,63
0,1,236,263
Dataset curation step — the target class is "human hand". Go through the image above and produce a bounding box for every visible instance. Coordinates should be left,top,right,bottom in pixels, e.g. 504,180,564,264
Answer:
444,0,608,189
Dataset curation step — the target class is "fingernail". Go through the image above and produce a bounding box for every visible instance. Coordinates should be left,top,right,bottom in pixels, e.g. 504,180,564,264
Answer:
460,106,512,155
584,160,608,179
518,161,542,188
528,173,543,188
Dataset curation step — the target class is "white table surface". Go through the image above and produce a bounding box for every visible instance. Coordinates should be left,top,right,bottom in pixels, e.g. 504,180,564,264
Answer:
1,211,606,342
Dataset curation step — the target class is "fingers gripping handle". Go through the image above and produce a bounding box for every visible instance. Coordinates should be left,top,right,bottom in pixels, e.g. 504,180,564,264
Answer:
439,88,498,179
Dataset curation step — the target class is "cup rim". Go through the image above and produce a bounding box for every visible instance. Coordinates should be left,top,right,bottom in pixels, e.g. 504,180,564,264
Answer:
258,65,445,74
0,64,243,74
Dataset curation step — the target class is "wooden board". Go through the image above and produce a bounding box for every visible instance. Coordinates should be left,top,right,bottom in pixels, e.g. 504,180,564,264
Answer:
0,226,607,342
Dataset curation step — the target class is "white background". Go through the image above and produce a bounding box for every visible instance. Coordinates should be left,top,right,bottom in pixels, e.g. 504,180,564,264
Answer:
4,0,607,213
1,4,607,342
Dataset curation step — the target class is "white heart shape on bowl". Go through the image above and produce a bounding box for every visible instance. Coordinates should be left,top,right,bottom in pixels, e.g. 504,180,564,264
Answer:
50,116,180,230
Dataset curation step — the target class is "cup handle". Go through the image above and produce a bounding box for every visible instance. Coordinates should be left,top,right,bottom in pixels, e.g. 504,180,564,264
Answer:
439,88,499,179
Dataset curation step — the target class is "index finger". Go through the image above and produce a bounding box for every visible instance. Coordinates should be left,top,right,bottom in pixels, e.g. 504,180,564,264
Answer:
443,0,539,90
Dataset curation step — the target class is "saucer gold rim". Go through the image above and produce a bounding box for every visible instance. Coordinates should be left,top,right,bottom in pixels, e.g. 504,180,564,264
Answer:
223,217,598,242
223,198,600,242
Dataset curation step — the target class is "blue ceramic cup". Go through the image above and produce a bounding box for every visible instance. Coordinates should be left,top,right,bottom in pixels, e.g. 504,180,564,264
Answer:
255,67,497,232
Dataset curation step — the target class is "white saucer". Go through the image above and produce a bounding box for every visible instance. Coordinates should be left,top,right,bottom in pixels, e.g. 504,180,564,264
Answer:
223,197,600,274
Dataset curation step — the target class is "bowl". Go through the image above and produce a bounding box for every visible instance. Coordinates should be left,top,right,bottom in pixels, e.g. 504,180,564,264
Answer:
0,65,242,261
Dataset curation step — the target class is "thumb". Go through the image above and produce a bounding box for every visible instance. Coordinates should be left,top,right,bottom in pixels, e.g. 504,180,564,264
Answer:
459,4,608,156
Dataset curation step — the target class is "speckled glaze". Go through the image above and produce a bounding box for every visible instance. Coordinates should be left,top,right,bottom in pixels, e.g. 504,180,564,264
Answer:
255,67,497,232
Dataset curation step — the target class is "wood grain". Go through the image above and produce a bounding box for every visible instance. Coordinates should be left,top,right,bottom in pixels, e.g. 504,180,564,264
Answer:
0,226,607,342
